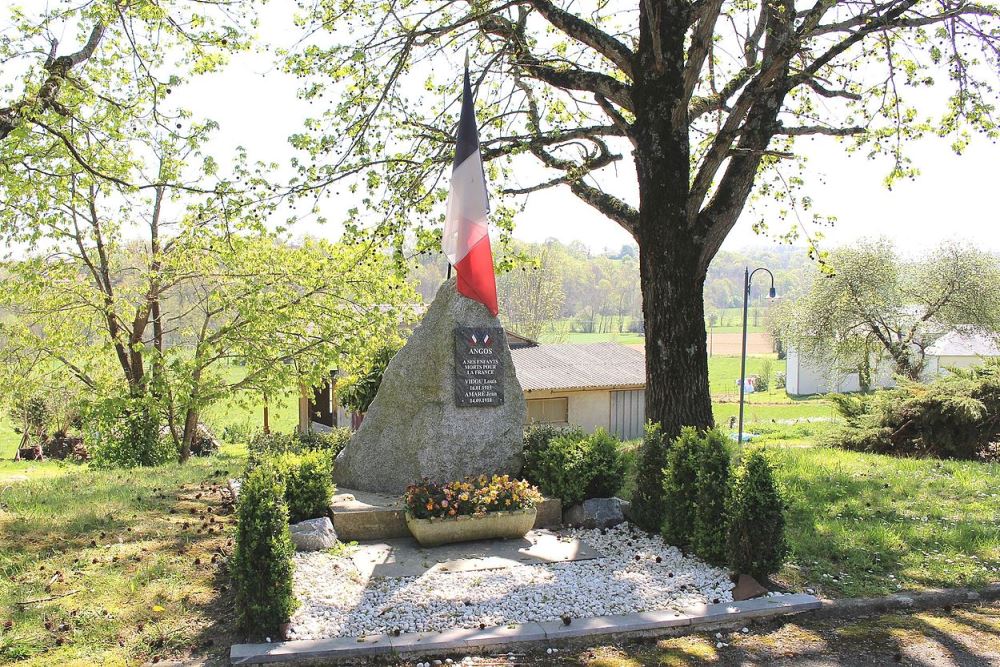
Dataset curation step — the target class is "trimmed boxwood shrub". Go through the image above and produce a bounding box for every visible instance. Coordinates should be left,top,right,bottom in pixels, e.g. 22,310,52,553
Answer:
521,426,625,505
726,448,788,581
272,451,334,523
661,427,701,548
232,462,297,636
583,429,627,499
630,422,669,532
691,429,731,566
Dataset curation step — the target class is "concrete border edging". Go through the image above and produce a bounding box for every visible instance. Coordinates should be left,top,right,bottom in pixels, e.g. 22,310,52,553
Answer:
806,583,1000,620
230,594,821,665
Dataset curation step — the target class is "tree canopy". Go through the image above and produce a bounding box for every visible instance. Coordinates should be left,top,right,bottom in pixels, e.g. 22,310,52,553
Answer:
285,0,1000,434
773,239,1000,384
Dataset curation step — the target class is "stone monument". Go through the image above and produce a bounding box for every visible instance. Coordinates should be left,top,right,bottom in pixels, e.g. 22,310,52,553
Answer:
333,277,527,493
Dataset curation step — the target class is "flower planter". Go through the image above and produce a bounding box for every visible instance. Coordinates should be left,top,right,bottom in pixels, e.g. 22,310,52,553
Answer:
405,507,537,547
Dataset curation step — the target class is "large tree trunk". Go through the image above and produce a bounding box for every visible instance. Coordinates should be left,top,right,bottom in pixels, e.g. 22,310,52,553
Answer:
632,2,714,440
637,231,714,439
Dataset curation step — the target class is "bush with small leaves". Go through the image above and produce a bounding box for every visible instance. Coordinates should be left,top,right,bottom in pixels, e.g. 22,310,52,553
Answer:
297,427,351,459
630,422,669,532
661,427,701,547
85,398,177,469
272,451,334,523
232,462,297,636
691,429,731,565
523,430,589,505
726,448,788,581
521,425,625,505
582,428,627,499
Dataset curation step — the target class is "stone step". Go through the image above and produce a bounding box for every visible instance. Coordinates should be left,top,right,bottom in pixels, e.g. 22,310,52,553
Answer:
331,488,562,542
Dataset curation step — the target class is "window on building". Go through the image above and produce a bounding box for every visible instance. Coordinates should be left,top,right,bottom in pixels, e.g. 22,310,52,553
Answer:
526,397,569,424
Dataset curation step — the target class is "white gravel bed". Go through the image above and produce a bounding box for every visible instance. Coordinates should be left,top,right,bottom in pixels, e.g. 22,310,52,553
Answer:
287,523,736,640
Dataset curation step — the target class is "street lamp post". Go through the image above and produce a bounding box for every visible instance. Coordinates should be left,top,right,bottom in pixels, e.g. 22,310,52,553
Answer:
738,267,776,445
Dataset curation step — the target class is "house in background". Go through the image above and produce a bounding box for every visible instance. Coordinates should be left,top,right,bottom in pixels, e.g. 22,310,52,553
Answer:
298,338,647,439
924,327,1000,374
511,342,646,440
786,327,1000,396
784,346,896,396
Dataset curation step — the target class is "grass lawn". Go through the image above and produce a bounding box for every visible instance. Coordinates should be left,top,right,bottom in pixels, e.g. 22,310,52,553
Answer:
0,445,246,665
770,445,999,598
619,440,998,599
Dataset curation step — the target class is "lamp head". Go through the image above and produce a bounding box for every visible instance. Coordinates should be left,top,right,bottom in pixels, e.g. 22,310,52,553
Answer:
768,286,776,299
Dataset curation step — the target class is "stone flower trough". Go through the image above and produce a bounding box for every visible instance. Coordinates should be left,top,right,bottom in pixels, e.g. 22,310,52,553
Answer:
405,507,537,547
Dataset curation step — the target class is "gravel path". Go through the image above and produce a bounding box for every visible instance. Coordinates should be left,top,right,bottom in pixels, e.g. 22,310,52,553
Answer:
287,523,735,640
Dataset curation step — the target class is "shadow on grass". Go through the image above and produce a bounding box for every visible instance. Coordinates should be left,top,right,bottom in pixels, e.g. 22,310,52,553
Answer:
0,454,245,665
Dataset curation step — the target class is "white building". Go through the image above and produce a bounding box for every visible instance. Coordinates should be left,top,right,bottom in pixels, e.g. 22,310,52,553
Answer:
924,328,1000,374
786,327,1000,396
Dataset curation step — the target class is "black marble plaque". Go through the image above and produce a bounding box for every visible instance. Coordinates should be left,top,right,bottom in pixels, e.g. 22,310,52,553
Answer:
454,326,505,407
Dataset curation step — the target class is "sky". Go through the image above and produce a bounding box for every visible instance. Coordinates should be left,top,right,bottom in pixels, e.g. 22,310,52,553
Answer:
6,2,1000,258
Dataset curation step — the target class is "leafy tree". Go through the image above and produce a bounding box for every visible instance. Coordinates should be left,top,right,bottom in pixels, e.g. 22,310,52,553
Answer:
775,239,1000,382
497,243,567,340
0,0,254,188
284,0,999,437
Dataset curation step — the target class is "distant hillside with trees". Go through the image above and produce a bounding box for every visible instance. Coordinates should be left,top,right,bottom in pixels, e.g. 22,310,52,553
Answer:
411,240,817,339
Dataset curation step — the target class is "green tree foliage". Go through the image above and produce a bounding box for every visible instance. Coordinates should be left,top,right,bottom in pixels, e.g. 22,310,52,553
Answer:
727,449,788,581
283,0,999,439
0,2,418,465
497,244,567,340
232,462,298,636
630,422,670,532
774,239,1000,382
337,342,404,414
826,361,1000,460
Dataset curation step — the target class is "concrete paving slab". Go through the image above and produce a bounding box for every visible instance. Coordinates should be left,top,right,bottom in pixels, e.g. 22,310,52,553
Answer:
229,595,823,664
350,529,601,579
461,622,549,649
386,627,477,653
538,608,692,640
230,634,392,664
686,593,822,625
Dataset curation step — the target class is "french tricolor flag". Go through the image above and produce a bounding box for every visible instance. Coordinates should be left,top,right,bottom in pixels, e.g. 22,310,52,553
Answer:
442,63,499,316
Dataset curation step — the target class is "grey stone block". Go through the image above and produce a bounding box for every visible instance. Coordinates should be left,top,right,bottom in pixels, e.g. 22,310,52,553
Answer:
461,622,548,648
539,609,691,641
685,594,822,625
289,517,337,552
563,497,629,529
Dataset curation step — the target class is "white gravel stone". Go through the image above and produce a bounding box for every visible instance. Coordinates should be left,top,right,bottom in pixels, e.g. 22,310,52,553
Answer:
286,523,735,640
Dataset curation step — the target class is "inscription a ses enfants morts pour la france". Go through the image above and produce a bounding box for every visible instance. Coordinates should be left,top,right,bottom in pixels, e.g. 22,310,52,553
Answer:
454,327,505,407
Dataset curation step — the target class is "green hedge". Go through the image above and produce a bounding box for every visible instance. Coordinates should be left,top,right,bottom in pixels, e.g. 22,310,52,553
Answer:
521,425,625,506
232,463,297,635
271,451,334,523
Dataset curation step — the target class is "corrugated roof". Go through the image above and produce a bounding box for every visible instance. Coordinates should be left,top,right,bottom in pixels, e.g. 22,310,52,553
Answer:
927,327,1000,357
511,342,646,392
